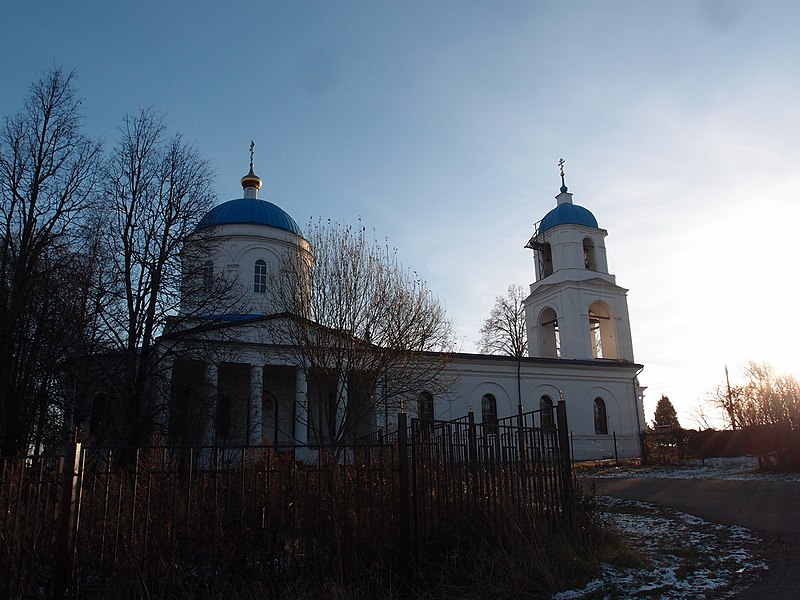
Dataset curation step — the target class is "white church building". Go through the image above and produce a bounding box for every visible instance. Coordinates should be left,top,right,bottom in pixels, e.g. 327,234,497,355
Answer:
161,155,645,461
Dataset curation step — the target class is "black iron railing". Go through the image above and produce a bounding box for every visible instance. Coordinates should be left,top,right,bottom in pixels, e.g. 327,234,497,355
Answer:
1,401,573,598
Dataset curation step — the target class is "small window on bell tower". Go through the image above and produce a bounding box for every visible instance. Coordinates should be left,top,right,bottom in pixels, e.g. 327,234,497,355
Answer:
583,238,596,271
543,243,553,277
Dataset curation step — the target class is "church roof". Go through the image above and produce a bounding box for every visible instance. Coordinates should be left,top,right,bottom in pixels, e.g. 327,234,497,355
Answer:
539,161,599,233
197,198,302,234
197,142,302,235
539,202,598,233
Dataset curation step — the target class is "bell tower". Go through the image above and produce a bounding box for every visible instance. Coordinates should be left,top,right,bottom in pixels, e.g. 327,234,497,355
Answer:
523,160,634,362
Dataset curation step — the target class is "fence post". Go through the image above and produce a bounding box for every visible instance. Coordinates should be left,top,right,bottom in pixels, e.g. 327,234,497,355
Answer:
54,437,82,599
556,400,574,520
556,400,572,465
467,411,477,464
613,431,619,464
517,404,526,461
397,412,411,566
640,431,649,464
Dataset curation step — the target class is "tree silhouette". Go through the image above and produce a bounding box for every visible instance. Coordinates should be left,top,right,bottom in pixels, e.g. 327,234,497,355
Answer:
478,284,528,357
0,67,102,454
268,219,456,446
653,395,681,430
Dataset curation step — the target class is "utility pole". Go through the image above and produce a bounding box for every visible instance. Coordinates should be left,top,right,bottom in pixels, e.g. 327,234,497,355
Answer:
725,365,736,430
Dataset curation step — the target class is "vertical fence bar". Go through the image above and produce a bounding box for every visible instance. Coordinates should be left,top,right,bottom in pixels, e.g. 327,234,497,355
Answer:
556,400,574,521
466,412,478,513
4,410,579,597
467,412,477,464
130,449,140,543
54,438,81,599
396,413,411,566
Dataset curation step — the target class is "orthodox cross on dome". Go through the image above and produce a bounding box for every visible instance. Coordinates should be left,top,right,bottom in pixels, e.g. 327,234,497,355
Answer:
558,158,568,193
241,140,262,194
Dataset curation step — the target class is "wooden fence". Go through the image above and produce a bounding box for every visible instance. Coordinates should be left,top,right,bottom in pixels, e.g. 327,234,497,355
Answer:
0,402,573,599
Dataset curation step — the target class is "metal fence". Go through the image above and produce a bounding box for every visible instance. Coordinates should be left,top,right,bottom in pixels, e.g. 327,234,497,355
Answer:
1,402,573,599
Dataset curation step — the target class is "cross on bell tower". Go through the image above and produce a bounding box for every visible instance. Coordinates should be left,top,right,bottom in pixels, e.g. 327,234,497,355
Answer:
523,162,635,362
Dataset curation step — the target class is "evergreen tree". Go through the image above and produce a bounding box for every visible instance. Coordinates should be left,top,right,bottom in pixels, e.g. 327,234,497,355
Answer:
653,395,681,430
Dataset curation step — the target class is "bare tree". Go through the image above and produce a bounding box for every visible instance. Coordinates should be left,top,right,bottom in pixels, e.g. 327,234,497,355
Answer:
478,284,528,358
269,219,456,446
687,402,714,430
0,68,102,455
711,362,800,431
99,109,219,445
737,362,800,428
710,365,743,430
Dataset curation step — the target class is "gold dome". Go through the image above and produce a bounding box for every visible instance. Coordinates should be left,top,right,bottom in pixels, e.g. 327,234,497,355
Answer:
241,140,263,190
241,166,262,190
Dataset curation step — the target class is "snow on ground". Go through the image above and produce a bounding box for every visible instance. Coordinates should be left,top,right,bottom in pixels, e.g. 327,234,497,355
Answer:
552,457,791,599
553,497,768,599
578,455,800,482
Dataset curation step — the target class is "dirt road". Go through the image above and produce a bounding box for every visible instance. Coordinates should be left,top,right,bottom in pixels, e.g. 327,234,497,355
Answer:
582,477,800,599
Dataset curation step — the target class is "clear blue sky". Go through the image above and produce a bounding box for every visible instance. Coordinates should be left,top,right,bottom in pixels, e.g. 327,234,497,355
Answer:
3,1,798,426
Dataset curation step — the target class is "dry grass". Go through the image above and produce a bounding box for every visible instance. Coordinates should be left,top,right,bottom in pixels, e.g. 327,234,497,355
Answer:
71,498,637,600
3,449,637,599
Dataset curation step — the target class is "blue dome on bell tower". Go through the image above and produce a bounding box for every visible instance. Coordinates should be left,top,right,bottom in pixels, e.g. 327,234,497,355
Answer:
539,202,598,233
538,161,598,233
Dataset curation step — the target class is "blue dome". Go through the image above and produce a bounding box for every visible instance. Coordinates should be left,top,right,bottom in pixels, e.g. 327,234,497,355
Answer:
539,203,598,233
197,198,302,235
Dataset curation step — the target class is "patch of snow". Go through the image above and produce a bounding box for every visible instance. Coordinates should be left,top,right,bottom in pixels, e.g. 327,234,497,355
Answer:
580,455,800,481
553,496,768,599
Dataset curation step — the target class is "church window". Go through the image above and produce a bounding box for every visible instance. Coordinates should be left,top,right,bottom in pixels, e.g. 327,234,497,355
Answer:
418,391,434,421
254,259,267,293
481,393,498,435
542,243,553,277
539,307,561,358
540,395,554,429
583,238,596,270
203,260,213,293
417,391,434,437
594,398,608,435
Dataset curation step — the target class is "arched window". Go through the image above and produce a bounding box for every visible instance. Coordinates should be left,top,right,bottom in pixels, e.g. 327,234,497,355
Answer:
542,243,553,277
583,237,596,271
418,391,434,421
481,393,498,435
203,260,214,293
539,307,561,359
540,395,554,429
594,398,608,435
254,259,267,293
588,301,618,359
